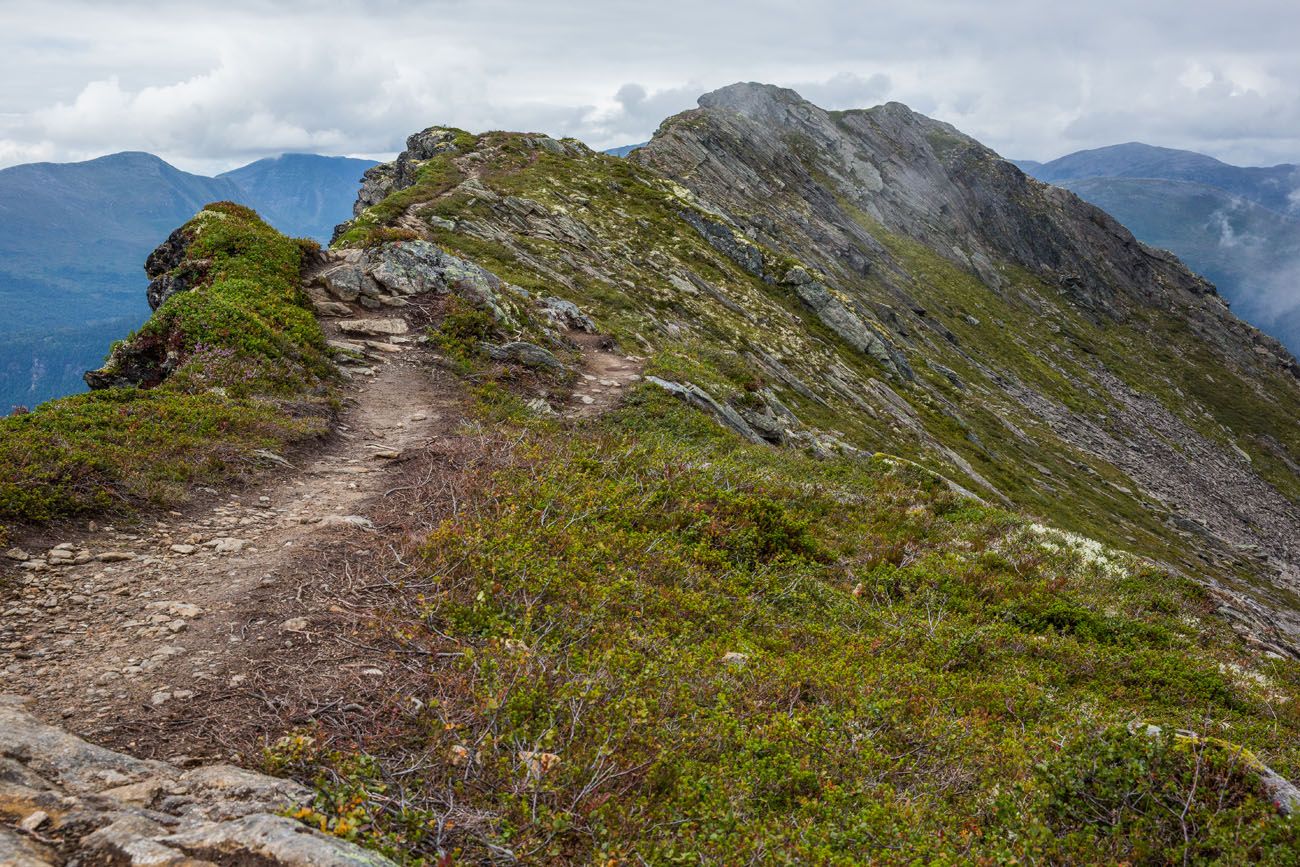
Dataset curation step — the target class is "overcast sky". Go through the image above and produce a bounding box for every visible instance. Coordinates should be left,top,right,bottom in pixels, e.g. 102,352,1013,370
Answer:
1,0,1297,174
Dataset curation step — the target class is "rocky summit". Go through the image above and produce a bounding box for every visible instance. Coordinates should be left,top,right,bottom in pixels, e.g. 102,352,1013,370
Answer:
634,82,1300,636
4,83,1300,863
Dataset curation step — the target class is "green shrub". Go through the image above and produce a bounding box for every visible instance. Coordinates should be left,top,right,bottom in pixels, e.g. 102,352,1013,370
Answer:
430,296,497,371
0,204,333,527
1006,726,1300,864
281,390,1300,864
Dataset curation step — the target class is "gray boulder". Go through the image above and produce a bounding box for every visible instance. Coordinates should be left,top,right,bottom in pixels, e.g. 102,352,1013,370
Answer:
319,261,378,302
541,297,597,333
484,341,565,372
368,241,453,296
312,241,514,322
0,694,394,866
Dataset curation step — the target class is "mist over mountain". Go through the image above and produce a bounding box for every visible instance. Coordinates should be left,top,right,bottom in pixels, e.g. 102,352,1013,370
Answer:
0,152,375,410
1021,143,1300,212
1018,144,1300,351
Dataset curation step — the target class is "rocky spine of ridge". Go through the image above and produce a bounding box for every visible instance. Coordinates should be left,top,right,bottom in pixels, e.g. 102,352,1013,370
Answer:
636,83,1299,375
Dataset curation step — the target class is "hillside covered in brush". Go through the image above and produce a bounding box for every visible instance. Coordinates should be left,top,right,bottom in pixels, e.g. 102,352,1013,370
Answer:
4,83,1300,864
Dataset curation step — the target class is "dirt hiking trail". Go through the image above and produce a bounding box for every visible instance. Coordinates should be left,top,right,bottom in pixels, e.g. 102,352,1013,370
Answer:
0,288,645,766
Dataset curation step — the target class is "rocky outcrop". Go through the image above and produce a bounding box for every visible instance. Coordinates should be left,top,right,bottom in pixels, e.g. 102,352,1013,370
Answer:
143,226,201,310
312,240,517,321
646,377,768,445
641,84,1210,316
781,266,912,380
0,694,393,866
142,223,218,312
679,210,766,279
83,341,179,391
634,83,1300,383
84,222,207,388
351,127,463,217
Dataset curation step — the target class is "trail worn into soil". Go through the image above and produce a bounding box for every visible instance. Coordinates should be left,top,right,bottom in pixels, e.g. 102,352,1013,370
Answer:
0,329,455,752
563,331,646,418
0,307,645,763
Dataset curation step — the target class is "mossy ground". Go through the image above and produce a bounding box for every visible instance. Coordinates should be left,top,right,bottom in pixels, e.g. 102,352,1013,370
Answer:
273,388,1300,864
0,202,332,533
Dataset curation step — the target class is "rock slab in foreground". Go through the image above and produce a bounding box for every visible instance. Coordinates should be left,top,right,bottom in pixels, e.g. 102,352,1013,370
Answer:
0,694,393,866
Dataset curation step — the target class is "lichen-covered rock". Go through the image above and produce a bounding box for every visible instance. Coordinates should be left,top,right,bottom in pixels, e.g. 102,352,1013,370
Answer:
484,341,565,371
646,377,767,444
680,209,765,279
318,259,377,302
539,297,597,333
784,269,913,380
311,241,515,322
0,694,394,866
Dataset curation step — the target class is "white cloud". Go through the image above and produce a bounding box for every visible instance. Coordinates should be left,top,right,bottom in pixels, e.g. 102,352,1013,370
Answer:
0,0,1298,171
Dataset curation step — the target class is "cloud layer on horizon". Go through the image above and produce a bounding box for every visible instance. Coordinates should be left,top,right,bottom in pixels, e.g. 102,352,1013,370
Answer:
1,0,1298,173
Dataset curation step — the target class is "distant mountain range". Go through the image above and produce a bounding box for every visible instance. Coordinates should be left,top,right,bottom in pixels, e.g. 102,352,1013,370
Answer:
1016,143,1300,352
9,137,1299,412
0,152,375,410
602,142,647,157
218,154,380,242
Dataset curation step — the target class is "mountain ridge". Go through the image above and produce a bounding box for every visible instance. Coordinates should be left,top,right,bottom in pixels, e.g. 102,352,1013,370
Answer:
5,83,1300,863
1020,141,1300,213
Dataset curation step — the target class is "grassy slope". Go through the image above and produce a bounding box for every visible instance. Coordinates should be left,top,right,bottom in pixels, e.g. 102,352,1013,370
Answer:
273,134,1300,863
0,202,333,535
279,393,1300,864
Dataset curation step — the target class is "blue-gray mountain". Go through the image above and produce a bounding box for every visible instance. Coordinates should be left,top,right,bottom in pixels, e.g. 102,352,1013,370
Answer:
1017,143,1300,353
602,142,647,157
218,154,380,243
0,151,376,410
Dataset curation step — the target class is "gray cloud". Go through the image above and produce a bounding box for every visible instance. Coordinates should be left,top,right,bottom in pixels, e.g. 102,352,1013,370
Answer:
1,0,1298,172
